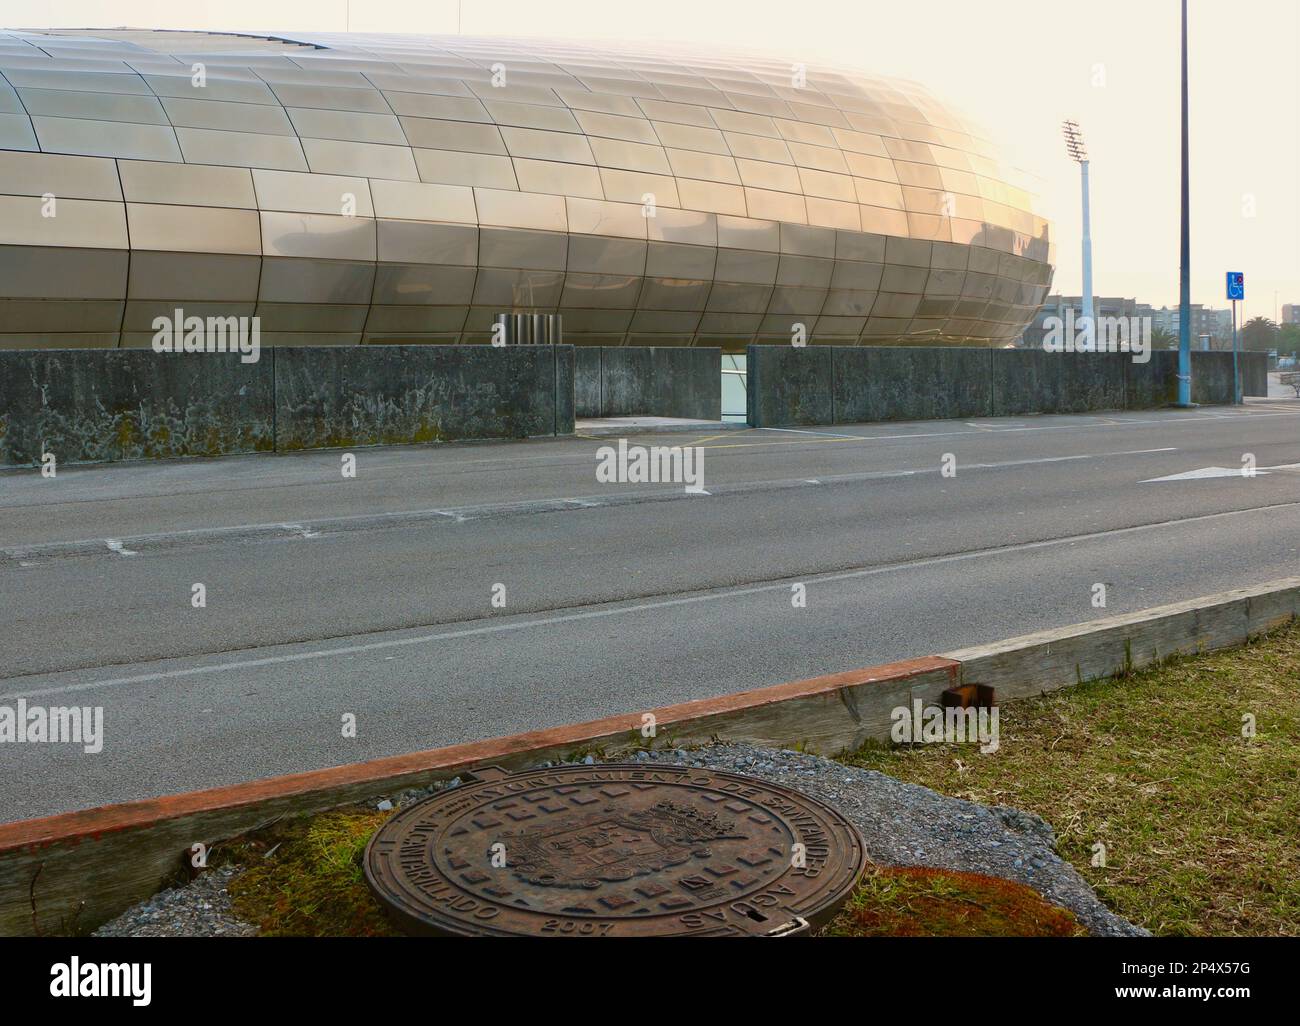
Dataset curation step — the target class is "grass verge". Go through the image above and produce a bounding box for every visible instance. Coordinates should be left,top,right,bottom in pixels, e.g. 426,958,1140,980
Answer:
223,810,397,937
843,622,1300,936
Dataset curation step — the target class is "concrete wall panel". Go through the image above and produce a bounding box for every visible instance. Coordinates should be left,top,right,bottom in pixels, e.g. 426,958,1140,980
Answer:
274,345,572,449
1124,350,1178,409
833,346,992,423
991,348,1060,417
1,345,573,465
746,344,833,427
575,346,721,420
748,345,1257,428
1055,352,1126,413
0,348,273,465
575,346,602,418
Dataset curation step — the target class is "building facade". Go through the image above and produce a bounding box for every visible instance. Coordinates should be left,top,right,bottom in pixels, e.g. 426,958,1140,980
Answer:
0,29,1054,351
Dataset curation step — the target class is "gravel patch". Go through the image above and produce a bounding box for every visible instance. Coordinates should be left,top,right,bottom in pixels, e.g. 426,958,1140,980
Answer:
94,865,256,938
609,744,1146,937
93,747,1143,937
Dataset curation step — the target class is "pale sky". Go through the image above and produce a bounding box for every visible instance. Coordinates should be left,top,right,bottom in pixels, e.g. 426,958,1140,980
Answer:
3,0,1298,317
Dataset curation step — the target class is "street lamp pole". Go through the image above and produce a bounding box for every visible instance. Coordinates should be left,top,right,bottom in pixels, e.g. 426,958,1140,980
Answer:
1177,0,1193,405
1062,120,1093,349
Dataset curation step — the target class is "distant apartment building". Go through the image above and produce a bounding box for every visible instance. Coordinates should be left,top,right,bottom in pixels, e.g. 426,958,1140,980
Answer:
1020,295,1144,348
1022,295,1231,348
1148,304,1228,341
1283,304,1300,325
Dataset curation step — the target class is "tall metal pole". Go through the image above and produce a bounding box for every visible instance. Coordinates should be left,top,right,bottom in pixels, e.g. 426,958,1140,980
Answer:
1080,158,1094,349
1232,299,1241,403
1061,121,1093,350
1177,0,1193,405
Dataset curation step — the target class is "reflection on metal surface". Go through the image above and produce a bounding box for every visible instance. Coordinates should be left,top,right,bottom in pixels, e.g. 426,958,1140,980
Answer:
364,763,867,937
0,28,1052,350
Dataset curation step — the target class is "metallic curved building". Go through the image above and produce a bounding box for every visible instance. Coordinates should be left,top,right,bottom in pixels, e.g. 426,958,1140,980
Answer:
0,29,1053,350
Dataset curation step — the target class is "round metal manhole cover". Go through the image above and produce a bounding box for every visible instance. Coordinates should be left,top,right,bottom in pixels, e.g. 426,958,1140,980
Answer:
364,763,867,937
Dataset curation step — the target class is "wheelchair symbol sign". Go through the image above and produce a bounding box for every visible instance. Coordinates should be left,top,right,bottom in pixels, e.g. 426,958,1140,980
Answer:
1226,272,1245,301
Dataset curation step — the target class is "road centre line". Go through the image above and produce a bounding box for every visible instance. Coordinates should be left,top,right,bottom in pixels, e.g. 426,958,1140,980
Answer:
7,493,1298,703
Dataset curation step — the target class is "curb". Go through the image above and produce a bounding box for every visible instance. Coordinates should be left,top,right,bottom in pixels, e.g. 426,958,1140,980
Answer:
575,420,746,437
2,577,1297,936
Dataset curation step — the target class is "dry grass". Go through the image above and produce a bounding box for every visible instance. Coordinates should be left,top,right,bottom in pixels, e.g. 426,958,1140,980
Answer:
843,623,1300,936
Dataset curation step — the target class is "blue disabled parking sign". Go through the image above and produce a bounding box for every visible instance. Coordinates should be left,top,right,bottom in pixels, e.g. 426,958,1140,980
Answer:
1226,272,1245,300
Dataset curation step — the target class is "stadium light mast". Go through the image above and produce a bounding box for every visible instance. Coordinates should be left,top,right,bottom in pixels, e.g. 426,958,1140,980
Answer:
1062,120,1094,349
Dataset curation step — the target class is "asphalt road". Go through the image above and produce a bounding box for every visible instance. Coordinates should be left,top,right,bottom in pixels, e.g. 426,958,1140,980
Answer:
3,401,1300,821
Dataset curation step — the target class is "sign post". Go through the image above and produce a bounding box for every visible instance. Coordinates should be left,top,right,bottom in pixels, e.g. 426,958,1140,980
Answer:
1227,272,1245,404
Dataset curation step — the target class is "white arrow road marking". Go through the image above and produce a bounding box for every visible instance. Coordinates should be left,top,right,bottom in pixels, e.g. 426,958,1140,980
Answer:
1143,467,1269,482
104,539,137,556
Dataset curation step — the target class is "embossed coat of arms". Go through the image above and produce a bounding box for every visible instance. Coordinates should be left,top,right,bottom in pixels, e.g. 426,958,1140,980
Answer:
501,801,746,889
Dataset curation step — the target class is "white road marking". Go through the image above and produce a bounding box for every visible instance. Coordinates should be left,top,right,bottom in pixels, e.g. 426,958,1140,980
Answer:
960,447,1175,474
1143,467,1261,482
1142,461,1300,482
104,539,137,556
280,523,321,539
0,446,1179,561
6,495,1298,703
759,427,865,439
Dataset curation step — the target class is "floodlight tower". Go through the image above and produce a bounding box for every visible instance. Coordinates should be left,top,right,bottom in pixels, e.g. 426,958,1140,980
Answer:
1062,120,1094,350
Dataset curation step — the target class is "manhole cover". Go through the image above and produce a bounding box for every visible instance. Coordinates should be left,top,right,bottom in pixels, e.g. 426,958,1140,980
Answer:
364,763,867,936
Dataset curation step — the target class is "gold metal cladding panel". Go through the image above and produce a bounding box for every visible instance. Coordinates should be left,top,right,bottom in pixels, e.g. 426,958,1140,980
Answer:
0,29,1052,348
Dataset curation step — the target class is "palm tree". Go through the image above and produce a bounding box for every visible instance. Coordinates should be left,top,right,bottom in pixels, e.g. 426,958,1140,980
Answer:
1242,316,1280,351
1150,327,1177,349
